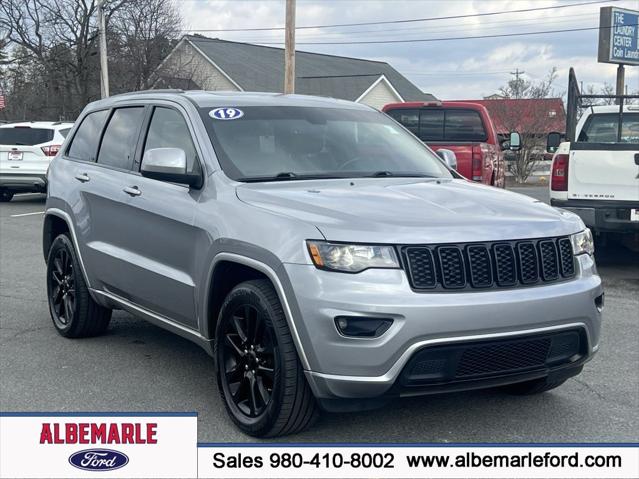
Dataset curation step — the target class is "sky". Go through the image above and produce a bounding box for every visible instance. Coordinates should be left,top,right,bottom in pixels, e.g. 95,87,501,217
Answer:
179,0,639,100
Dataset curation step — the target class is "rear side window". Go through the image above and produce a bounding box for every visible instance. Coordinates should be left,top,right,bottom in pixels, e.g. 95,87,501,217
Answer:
68,110,109,161
578,113,639,143
419,110,445,141
59,128,72,138
387,109,419,135
143,107,201,175
97,107,145,170
0,127,54,146
387,108,487,142
443,109,487,141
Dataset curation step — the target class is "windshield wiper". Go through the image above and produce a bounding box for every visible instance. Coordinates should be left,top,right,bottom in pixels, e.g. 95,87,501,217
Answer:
365,171,437,178
274,171,297,179
237,172,349,183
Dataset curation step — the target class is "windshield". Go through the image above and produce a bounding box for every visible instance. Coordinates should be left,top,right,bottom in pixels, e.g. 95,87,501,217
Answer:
578,113,639,143
200,106,452,181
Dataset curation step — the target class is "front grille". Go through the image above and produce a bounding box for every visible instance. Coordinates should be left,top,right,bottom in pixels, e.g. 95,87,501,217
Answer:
403,236,575,291
401,330,585,386
455,338,551,377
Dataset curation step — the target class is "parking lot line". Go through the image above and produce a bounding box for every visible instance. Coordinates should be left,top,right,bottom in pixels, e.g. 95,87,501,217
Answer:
10,211,45,218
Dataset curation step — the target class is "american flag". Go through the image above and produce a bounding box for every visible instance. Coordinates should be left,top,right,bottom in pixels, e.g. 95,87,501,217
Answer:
0,94,5,110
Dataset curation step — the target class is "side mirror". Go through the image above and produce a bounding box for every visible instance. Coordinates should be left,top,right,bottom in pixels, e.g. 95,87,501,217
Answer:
509,132,521,151
546,132,562,153
436,148,457,170
141,147,202,188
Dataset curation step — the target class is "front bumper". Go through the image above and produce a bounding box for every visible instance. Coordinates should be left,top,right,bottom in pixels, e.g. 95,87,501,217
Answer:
283,253,603,400
0,173,47,192
551,199,639,233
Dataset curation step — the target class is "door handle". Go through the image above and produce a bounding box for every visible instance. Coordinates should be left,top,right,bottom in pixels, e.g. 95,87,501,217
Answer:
74,173,90,183
123,186,141,197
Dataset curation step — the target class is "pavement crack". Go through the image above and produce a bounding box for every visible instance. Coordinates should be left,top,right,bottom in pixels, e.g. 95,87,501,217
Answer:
573,378,608,402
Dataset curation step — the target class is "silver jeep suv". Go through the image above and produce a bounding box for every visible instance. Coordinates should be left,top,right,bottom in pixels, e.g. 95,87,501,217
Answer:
43,91,603,437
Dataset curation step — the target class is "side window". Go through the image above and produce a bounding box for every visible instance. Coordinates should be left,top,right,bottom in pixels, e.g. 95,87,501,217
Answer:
97,107,145,170
418,110,445,141
67,110,109,161
578,113,639,143
143,107,201,175
444,109,487,142
386,109,419,135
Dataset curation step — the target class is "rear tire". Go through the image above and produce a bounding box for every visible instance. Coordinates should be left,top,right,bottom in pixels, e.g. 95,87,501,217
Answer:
0,191,14,202
502,376,568,395
215,279,319,437
46,234,112,338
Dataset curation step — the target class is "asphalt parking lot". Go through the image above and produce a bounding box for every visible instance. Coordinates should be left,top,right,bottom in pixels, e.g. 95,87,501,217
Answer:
1,188,638,443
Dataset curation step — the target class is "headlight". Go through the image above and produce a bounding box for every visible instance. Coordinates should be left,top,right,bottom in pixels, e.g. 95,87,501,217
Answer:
306,240,400,273
571,228,594,256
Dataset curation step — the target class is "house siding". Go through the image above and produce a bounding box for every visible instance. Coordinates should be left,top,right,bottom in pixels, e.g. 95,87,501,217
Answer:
357,80,402,110
157,41,240,91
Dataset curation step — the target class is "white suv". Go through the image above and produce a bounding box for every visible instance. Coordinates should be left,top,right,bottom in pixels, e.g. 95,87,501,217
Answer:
0,121,74,201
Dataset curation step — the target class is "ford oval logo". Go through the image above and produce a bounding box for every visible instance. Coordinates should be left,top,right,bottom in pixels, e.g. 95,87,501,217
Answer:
69,448,129,471
209,107,244,120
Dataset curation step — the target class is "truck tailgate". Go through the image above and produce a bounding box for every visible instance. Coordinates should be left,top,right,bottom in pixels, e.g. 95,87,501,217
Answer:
569,144,639,202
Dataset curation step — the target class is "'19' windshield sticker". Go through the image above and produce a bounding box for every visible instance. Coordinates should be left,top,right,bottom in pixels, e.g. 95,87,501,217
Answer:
209,107,244,120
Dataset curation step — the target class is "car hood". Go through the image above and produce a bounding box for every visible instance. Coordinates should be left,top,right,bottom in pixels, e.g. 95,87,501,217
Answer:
235,178,584,244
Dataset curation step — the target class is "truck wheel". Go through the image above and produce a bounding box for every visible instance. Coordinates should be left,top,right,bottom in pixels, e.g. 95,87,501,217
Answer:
215,279,319,437
0,191,14,202
46,234,112,337
502,376,568,395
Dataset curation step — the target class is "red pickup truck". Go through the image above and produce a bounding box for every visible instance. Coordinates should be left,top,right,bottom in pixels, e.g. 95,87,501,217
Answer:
383,101,505,187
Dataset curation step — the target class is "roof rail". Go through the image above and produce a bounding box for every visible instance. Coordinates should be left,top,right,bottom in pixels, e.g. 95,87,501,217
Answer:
112,89,185,97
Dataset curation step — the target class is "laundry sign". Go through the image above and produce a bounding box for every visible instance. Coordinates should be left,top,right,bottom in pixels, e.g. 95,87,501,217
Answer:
598,6,639,66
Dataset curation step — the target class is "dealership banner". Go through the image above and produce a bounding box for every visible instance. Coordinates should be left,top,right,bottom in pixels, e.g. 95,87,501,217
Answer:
1,413,637,478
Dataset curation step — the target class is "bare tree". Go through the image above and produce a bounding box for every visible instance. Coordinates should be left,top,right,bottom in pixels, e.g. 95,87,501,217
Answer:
0,0,178,121
109,0,181,91
494,68,561,184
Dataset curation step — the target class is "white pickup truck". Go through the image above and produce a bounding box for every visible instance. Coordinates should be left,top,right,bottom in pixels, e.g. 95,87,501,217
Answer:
548,104,639,235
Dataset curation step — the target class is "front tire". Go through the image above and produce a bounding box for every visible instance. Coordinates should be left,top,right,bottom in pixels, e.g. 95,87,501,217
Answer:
215,279,319,437
0,190,14,202
46,234,112,337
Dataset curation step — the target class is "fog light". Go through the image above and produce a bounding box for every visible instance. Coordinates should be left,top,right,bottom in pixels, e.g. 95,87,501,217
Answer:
334,316,393,338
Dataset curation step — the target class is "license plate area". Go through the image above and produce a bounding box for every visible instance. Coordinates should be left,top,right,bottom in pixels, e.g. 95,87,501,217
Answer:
8,151,23,161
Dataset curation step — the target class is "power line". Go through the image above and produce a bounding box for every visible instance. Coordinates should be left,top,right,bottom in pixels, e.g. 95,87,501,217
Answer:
218,12,599,42
181,0,616,32
246,23,637,46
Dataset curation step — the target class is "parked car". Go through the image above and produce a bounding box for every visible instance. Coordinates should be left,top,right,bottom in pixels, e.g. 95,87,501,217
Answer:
43,91,602,437
382,101,506,187
548,69,639,235
0,121,74,201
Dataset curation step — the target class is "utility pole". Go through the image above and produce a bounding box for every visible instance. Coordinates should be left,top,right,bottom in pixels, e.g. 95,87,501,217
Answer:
615,64,624,105
284,0,296,94
510,68,525,99
97,0,109,98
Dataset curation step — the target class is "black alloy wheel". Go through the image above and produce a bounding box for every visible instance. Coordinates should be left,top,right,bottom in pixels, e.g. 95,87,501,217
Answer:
49,247,76,328
46,233,111,338
215,279,318,437
222,303,277,418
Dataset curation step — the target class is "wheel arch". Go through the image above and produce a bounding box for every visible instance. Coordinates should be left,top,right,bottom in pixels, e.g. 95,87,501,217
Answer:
42,211,71,262
204,253,311,371
42,208,93,292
